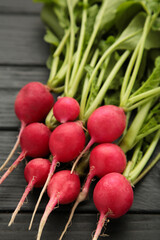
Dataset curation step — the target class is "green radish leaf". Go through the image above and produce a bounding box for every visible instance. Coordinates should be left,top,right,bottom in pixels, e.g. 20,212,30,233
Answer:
131,56,160,97
117,11,160,50
152,17,160,31
41,4,64,39
46,54,53,69
44,28,59,46
140,0,160,14
53,4,70,29
145,29,160,49
99,0,127,32
46,45,56,69
117,12,145,50
115,1,144,32
99,36,116,54
104,90,121,106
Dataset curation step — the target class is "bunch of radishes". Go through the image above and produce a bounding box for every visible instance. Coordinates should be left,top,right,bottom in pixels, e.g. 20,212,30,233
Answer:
0,81,134,240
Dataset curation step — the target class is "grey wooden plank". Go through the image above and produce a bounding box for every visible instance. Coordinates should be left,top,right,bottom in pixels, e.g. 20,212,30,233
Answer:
0,15,49,65
0,131,160,212
0,88,25,128
0,0,42,14
0,213,160,240
0,66,49,89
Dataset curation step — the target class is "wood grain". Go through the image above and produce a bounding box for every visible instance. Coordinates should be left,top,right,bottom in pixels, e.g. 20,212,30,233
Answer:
0,15,49,65
0,213,159,240
0,66,49,89
0,0,42,14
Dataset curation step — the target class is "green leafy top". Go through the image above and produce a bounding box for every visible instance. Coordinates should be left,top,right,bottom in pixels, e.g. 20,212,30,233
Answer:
131,56,160,97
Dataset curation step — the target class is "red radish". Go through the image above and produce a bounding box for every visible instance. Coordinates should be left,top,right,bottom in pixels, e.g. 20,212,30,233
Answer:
36,170,81,240
15,82,54,124
0,82,54,171
53,97,80,123
29,121,86,229
71,105,126,172
0,123,51,184
59,143,126,240
92,173,134,240
8,158,51,226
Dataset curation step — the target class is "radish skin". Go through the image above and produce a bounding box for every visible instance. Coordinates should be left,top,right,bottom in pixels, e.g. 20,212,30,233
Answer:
71,105,126,172
59,143,126,240
0,123,51,184
15,82,54,124
29,122,85,229
92,173,134,240
8,158,51,226
0,82,54,171
36,170,81,240
53,97,80,123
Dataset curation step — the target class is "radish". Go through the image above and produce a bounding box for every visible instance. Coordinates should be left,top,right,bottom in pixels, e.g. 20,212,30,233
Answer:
0,123,51,184
92,172,134,240
59,143,126,240
8,158,51,226
0,82,54,171
53,97,80,123
71,105,126,172
36,170,81,240
29,121,86,229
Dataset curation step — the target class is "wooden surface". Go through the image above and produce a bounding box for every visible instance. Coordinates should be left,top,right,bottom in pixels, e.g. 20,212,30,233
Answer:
0,1,160,240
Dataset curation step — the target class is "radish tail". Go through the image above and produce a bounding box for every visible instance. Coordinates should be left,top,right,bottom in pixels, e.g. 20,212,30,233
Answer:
0,121,26,171
29,157,57,230
0,150,26,185
59,192,87,240
37,197,58,240
8,179,35,226
71,138,95,173
59,169,95,240
92,212,107,240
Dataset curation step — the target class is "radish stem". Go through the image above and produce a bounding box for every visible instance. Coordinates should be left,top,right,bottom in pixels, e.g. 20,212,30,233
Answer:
120,101,152,153
133,153,160,185
71,138,95,173
129,129,160,182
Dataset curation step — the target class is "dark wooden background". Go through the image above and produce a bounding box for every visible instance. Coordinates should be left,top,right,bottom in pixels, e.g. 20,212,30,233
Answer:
0,1,160,240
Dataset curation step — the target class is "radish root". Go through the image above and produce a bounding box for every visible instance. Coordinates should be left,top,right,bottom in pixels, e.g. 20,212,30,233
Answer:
0,151,26,184
59,195,83,240
0,122,25,171
8,180,35,226
29,158,57,230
